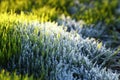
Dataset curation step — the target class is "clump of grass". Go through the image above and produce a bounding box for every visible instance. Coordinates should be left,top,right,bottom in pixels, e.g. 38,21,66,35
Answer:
6,22,119,80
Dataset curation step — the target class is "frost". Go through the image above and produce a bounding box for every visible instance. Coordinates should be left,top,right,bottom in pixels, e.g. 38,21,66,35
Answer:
6,21,119,80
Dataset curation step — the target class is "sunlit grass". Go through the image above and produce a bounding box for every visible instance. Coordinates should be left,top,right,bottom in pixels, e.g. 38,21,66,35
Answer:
0,0,120,79
0,69,34,80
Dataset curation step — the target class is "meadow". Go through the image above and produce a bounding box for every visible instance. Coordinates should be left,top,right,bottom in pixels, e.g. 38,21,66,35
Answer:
0,0,120,80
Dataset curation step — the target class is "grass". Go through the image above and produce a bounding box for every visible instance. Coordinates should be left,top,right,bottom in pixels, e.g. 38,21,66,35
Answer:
0,0,120,80
0,69,34,80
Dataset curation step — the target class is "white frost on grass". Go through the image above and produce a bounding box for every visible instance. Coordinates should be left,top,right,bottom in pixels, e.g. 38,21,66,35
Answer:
7,21,119,80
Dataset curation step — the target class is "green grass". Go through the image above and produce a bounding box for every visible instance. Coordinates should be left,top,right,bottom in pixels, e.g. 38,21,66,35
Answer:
0,0,119,25
0,20,21,64
0,69,34,80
